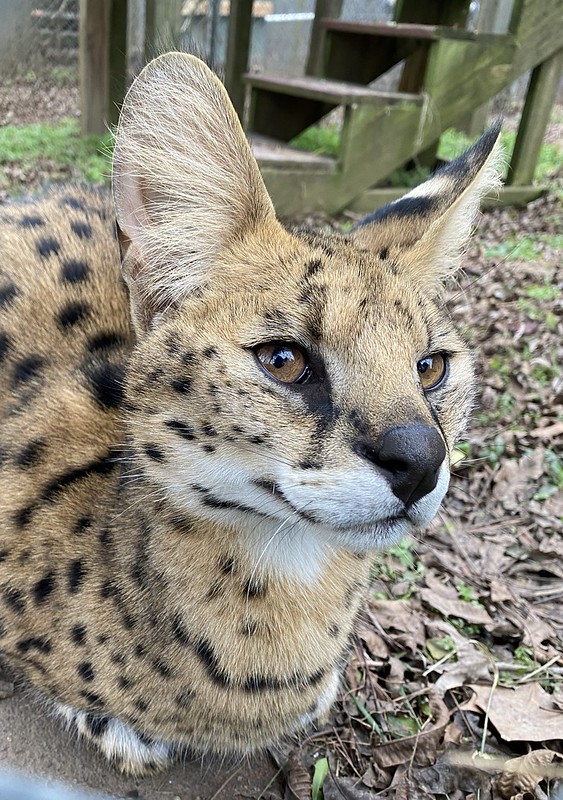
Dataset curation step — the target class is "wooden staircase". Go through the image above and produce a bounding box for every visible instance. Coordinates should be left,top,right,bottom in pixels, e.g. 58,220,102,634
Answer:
234,0,563,215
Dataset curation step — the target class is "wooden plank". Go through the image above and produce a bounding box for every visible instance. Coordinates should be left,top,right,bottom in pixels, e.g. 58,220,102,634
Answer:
249,135,337,172
319,19,476,41
423,37,514,141
79,0,112,135
507,48,563,186
244,73,422,105
224,0,253,120
306,0,343,77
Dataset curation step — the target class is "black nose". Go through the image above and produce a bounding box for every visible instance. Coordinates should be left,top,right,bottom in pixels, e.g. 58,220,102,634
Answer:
356,423,446,506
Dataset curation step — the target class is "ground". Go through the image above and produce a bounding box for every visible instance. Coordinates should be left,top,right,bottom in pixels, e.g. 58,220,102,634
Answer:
0,75,561,800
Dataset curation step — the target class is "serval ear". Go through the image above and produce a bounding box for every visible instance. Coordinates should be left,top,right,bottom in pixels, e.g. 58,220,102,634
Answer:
112,52,279,332
353,122,503,288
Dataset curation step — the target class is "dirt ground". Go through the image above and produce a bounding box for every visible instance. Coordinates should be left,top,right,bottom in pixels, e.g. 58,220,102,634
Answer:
0,78,562,799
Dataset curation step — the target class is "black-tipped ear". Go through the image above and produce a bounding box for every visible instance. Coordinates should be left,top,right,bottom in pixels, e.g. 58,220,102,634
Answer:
353,122,504,285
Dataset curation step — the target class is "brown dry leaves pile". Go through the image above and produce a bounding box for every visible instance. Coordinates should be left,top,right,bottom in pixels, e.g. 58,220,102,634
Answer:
283,191,562,800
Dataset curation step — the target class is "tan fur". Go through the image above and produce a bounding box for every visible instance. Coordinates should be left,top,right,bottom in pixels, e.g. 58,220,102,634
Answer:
0,54,502,774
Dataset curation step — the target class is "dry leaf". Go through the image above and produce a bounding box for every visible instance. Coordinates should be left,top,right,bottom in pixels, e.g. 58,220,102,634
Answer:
461,683,563,741
497,750,561,799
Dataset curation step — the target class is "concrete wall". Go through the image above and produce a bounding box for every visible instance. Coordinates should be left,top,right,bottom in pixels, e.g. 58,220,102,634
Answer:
0,0,36,74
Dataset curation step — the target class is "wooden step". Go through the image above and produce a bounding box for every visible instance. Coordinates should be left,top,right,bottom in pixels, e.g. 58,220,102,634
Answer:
244,73,423,106
320,20,477,41
248,134,337,172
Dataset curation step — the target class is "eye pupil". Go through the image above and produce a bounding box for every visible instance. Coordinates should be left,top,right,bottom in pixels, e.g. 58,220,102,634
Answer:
272,352,288,369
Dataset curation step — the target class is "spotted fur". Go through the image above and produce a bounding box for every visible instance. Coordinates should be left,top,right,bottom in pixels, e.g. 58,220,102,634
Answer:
0,54,502,774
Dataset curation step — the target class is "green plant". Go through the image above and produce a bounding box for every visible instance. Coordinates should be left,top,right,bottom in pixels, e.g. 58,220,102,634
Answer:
290,124,341,157
0,119,112,184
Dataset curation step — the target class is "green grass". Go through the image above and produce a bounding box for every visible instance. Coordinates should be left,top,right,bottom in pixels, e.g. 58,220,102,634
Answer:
0,118,112,184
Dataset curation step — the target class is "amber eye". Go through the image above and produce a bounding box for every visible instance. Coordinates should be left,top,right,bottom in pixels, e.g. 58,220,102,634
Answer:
255,343,309,384
417,353,447,391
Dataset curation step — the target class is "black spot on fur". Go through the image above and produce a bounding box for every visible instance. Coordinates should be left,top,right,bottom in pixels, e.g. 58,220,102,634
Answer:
34,572,56,604
165,419,195,440
80,691,103,708
0,283,19,309
88,332,127,352
71,623,87,645
218,556,236,575
74,515,93,535
14,506,33,528
68,560,86,593
170,377,192,394
13,355,45,386
37,237,60,258
202,423,217,437
20,215,44,228
152,659,173,679
299,459,320,470
0,331,11,364
58,301,90,329
117,676,131,689
61,259,90,284
144,443,165,462
379,246,389,260
14,438,45,468
99,529,112,547
41,456,115,505
206,580,224,600
181,351,196,365
203,346,218,358
135,698,150,713
4,587,25,614
193,638,229,687
0,550,9,562
100,580,114,599
242,617,259,637
202,444,215,454
171,614,191,647
328,623,340,637
78,662,95,682
305,258,323,277
17,636,51,654
82,362,125,409
61,196,86,211
176,690,194,708
85,713,109,737
244,577,266,598
70,221,93,239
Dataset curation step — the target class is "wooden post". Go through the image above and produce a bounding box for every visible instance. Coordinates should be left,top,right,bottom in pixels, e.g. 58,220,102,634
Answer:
305,0,343,77
224,0,253,120
507,48,563,185
80,0,128,134
80,0,112,135
109,0,129,128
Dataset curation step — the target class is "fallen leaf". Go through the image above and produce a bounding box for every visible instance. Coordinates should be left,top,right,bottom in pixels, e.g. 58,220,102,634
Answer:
461,683,563,741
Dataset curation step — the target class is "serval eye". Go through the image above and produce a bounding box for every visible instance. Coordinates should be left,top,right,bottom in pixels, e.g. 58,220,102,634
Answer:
417,353,447,391
255,343,309,384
